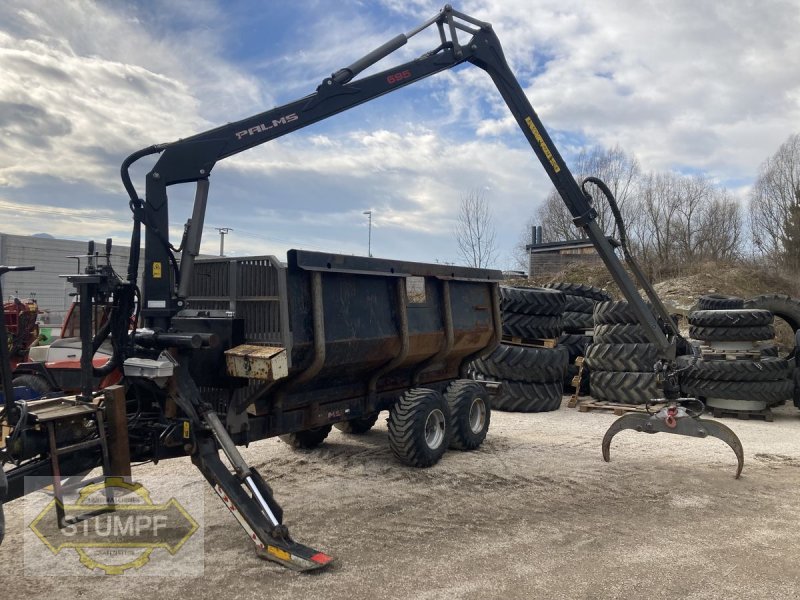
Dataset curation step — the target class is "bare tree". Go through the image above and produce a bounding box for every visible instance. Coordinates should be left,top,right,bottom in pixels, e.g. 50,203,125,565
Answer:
534,144,641,242
454,189,498,268
628,172,742,278
749,133,800,266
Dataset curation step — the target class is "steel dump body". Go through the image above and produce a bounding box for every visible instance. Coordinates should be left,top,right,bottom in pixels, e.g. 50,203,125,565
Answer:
185,250,501,439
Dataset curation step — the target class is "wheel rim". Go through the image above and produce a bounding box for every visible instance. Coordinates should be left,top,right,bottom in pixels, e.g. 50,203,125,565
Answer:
424,409,446,449
468,397,487,434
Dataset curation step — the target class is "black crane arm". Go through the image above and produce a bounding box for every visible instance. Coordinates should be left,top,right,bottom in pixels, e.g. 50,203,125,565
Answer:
123,4,674,359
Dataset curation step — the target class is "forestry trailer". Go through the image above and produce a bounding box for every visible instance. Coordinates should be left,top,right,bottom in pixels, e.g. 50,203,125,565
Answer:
0,5,742,570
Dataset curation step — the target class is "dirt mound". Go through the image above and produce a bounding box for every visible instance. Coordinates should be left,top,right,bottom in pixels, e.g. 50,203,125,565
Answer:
510,261,799,314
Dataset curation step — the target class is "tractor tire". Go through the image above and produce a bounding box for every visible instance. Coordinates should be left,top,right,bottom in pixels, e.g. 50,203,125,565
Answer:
561,311,594,332
688,325,774,342
589,371,660,405
444,380,491,450
688,309,773,328
762,345,780,357
11,374,53,397
743,294,800,335
794,368,800,409
279,425,333,449
388,388,450,467
675,355,791,382
545,282,613,302
334,412,380,434
558,333,591,362
593,323,651,344
593,301,643,325
0,466,6,545
502,312,562,339
682,377,793,405
745,294,800,358
697,294,745,310
584,343,660,372
499,286,566,316
561,294,595,314
492,380,563,413
471,344,568,383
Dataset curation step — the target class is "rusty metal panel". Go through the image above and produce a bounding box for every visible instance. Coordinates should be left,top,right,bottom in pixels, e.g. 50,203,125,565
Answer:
225,345,288,382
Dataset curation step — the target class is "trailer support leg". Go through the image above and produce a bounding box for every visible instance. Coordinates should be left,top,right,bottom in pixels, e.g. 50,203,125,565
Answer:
191,434,332,571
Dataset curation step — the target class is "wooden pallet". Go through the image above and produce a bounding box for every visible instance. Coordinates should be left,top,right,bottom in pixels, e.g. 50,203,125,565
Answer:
577,399,665,416
501,335,558,348
710,407,774,422
700,350,763,361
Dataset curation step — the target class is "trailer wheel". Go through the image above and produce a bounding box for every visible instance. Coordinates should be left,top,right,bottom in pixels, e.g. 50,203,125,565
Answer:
445,380,490,451
0,466,6,545
334,412,380,434
279,425,332,449
388,388,449,467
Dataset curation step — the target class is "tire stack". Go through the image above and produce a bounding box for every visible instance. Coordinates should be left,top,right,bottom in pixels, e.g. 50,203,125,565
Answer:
544,283,613,393
682,305,794,411
469,286,568,412
585,300,661,404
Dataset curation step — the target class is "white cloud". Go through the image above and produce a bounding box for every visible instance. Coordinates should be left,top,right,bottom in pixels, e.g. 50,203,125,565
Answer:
2,0,799,272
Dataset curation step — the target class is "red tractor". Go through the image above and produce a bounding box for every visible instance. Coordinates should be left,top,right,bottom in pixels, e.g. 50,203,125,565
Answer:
3,297,39,371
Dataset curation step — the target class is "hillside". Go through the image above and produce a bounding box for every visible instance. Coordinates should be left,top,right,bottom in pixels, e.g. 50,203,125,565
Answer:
511,261,799,313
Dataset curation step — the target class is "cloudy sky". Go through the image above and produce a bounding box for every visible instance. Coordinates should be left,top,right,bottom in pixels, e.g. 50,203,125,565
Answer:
1,0,799,269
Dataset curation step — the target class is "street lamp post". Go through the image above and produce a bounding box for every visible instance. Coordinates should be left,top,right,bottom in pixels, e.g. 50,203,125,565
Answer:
363,211,372,257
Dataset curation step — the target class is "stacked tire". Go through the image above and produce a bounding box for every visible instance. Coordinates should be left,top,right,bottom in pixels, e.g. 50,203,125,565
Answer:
545,283,612,393
683,307,793,410
470,286,568,412
585,300,661,404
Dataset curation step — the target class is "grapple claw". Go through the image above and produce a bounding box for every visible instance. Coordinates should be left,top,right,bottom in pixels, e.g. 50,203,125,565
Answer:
601,413,650,463
700,419,744,479
601,405,744,479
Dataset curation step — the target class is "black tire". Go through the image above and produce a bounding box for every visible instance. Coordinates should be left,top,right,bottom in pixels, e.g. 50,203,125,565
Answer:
593,323,651,344
500,286,566,316
590,371,660,404
593,301,644,325
471,344,568,383
584,343,660,372
0,466,6,546
545,282,612,302
689,324,775,342
761,345,780,357
743,294,800,334
562,294,595,314
492,380,562,413
279,425,333,449
688,309,773,328
388,388,450,467
502,312,562,339
697,294,744,310
11,374,54,397
682,377,793,405
561,311,594,332
745,294,800,358
445,380,491,450
793,368,800,409
675,355,790,382
559,333,591,362
334,413,380,434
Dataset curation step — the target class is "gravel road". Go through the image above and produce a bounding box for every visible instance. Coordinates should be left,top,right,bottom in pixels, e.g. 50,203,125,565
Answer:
2,399,800,599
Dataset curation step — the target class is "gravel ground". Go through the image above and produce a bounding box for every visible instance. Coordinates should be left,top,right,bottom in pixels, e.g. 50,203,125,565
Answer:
2,399,800,599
